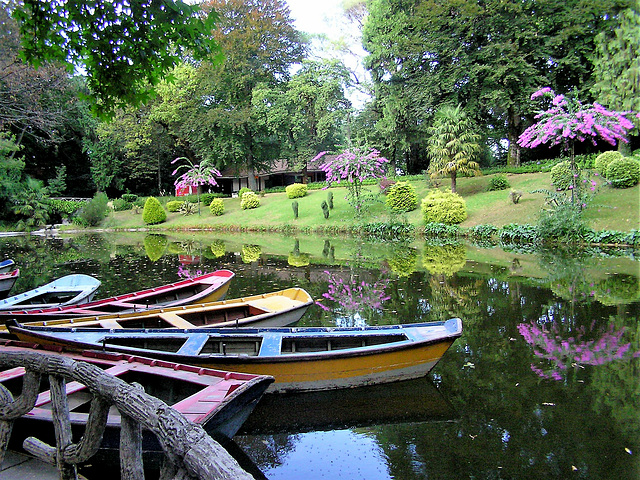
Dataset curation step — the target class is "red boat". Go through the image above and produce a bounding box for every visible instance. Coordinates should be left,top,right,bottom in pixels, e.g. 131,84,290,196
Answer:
0,270,234,321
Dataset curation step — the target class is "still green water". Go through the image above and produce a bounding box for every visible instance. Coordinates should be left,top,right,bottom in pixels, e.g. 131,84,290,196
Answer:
1,232,639,480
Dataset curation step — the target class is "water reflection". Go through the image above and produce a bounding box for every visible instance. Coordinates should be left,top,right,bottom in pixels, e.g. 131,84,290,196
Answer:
1,232,639,479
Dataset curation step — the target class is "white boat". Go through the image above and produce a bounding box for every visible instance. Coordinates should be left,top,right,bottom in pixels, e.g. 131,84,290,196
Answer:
0,274,101,311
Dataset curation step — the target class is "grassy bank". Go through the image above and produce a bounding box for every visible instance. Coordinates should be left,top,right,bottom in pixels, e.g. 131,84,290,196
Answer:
99,172,638,235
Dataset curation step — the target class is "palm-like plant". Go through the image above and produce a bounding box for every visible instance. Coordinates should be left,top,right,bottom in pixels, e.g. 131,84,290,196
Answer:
427,105,481,193
12,177,50,230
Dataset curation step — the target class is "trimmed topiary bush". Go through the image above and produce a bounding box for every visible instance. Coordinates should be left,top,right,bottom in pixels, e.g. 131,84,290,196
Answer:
112,198,133,211
209,198,224,216
142,196,167,225
550,161,575,190
487,174,510,191
321,200,330,219
238,187,253,198
421,190,467,225
240,191,260,210
144,234,167,262
594,151,623,177
386,181,418,213
200,192,222,206
606,157,640,188
292,201,299,219
166,200,183,212
286,183,307,199
241,244,261,263
327,191,334,209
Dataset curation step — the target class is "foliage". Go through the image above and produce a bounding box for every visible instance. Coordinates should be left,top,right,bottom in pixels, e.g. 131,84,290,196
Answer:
315,270,391,317
321,201,330,219
178,201,197,216
143,234,167,262
74,192,109,227
11,177,50,230
509,190,523,204
209,198,224,216
166,201,184,213
122,194,138,203
467,224,498,240
421,190,468,225
48,199,86,218
112,198,133,212
486,174,510,192
385,181,418,213
241,244,261,263
537,203,591,243
240,192,260,210
422,243,466,276
315,147,389,213
12,0,221,116
238,187,253,198
286,183,308,199
172,157,221,214
200,193,224,206
423,222,460,238
427,105,482,193
327,191,334,209
550,161,576,191
605,157,640,188
0,133,24,221
361,222,415,241
379,179,396,194
209,240,226,258
47,165,67,196
386,245,418,277
594,151,624,177
142,197,167,225
498,223,539,244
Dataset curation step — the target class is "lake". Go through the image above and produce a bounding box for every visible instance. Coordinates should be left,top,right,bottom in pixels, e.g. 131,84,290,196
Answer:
1,231,638,480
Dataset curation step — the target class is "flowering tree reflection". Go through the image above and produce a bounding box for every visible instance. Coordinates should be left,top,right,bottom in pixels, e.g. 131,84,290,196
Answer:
316,270,391,327
518,320,640,381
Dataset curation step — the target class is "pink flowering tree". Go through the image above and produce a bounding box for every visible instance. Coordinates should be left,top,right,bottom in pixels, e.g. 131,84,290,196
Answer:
172,157,221,215
518,87,636,200
313,147,389,214
518,320,640,381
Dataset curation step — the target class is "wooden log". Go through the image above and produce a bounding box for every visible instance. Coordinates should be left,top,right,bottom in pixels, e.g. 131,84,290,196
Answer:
49,374,78,480
0,384,14,465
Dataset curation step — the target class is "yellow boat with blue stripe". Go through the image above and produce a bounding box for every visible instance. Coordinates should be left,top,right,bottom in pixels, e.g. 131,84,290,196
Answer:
6,318,462,393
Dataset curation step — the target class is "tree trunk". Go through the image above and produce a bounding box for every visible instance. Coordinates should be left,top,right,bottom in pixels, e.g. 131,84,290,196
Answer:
451,172,457,193
507,106,522,166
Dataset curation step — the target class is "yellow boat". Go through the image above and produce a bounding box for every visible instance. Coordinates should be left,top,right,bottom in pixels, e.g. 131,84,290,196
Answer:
6,318,462,393
1,288,313,331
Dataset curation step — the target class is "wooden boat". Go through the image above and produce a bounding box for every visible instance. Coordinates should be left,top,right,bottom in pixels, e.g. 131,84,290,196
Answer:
0,339,274,454
6,318,463,393
0,274,101,311
0,258,15,273
0,270,235,321
0,288,313,334
0,269,19,299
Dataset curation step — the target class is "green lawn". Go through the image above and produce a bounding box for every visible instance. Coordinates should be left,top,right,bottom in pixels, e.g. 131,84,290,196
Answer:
102,172,639,233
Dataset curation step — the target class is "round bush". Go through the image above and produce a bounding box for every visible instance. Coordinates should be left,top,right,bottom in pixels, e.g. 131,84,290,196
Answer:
421,190,467,225
166,200,183,212
286,183,308,199
238,187,253,198
386,181,418,213
550,161,575,190
422,244,467,276
241,244,261,263
606,157,640,188
210,240,226,258
240,191,260,210
142,196,167,225
209,198,225,216
486,174,510,191
594,151,623,177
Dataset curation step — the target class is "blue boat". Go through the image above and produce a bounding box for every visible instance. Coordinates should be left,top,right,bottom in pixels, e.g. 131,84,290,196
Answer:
0,274,101,311
0,259,15,274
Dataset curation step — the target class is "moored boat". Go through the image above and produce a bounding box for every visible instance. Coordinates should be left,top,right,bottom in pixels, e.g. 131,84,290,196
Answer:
0,270,234,321
0,287,312,332
6,318,463,393
0,269,19,299
0,259,15,273
0,274,101,311
0,339,274,453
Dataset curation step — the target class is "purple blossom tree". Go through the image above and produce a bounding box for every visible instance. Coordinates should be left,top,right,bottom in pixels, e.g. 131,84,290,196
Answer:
518,87,636,199
313,147,389,213
172,157,221,215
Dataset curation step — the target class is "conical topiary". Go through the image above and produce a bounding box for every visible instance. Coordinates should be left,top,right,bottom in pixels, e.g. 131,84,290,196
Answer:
142,196,167,225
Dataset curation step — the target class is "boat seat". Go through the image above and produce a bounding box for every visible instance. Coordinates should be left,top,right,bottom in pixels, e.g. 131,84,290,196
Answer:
258,332,282,356
157,313,195,329
98,319,123,329
246,297,299,313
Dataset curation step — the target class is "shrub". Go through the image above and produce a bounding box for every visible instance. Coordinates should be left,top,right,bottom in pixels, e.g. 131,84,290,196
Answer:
166,200,183,212
48,199,86,218
238,187,253,198
74,192,109,227
121,193,138,203
509,189,523,204
550,161,574,190
386,181,418,213
179,201,197,215
499,223,539,243
379,178,396,194
327,191,334,209
594,151,623,177
321,200,329,219
142,196,167,225
241,244,261,263
209,198,224,216
606,157,640,188
421,190,467,225
467,224,498,239
200,192,225,206
422,243,467,276
537,203,590,242
286,183,307,199
423,222,460,238
210,240,226,258
144,234,167,262
240,191,260,210
112,198,132,211
487,174,510,191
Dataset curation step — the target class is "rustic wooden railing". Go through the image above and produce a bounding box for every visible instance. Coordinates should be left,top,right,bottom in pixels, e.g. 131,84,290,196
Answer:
0,351,254,480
